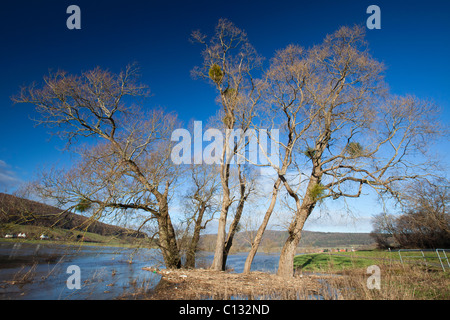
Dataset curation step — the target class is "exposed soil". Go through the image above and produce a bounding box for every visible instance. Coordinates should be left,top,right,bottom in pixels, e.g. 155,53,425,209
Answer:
140,267,327,300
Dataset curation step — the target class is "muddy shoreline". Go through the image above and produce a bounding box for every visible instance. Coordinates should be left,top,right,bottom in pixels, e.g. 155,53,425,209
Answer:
138,267,332,300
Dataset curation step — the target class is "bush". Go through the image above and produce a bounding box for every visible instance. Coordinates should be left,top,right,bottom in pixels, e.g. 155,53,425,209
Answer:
345,142,364,156
209,64,224,84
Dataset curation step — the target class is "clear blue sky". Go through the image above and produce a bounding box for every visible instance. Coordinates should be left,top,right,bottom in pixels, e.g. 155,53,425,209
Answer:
1,0,449,232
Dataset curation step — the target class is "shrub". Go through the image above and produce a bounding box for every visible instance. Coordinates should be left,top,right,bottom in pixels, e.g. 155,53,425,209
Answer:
209,64,224,84
346,142,364,156
310,183,326,201
75,198,92,213
304,147,316,160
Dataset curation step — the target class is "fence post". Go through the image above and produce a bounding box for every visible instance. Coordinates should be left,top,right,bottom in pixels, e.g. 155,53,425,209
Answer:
398,250,404,266
421,250,428,267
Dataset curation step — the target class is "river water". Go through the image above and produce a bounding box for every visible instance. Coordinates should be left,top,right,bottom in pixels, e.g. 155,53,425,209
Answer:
0,243,280,300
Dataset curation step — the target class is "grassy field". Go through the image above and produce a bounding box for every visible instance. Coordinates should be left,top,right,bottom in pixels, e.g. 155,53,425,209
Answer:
294,250,450,300
0,223,151,248
294,252,375,271
294,250,449,272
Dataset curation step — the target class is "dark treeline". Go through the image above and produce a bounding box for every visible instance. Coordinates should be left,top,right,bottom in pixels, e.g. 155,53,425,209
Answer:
371,181,450,249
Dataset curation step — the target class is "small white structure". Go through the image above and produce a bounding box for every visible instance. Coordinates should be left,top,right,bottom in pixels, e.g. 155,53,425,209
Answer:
40,234,49,240
4,234,14,238
18,233,27,238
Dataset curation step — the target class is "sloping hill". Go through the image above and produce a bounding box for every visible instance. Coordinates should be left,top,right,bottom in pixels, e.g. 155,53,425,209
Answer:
199,229,375,252
0,192,145,239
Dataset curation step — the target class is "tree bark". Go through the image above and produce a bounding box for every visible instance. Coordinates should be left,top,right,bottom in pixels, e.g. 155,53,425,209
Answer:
211,190,231,270
276,209,309,277
243,177,282,273
222,182,247,270
125,159,182,269
185,203,207,268
211,128,233,271
157,198,182,269
276,169,321,278
221,164,249,270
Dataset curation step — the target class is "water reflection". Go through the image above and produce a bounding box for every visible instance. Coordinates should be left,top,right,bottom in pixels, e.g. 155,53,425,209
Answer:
0,243,162,300
0,243,313,300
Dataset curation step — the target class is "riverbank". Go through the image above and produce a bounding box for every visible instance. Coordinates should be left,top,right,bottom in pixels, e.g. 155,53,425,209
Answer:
0,238,151,249
138,268,328,300
134,250,450,300
2,243,448,300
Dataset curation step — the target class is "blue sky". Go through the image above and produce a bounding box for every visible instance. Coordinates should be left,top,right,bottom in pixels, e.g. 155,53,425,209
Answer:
0,0,449,232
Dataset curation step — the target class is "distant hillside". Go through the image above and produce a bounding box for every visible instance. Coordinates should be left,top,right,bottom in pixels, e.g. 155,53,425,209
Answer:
199,230,375,252
0,192,145,240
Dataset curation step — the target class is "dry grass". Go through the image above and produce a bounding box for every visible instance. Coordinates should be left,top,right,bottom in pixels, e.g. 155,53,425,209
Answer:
292,251,450,300
136,261,450,300
140,267,327,300
328,263,450,300
4,263,37,287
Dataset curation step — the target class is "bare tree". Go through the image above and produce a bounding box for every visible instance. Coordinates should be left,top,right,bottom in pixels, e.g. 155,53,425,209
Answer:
370,212,398,249
222,163,258,269
241,26,443,277
191,19,263,271
394,180,449,248
13,65,184,268
180,163,220,268
275,26,442,277
243,44,319,273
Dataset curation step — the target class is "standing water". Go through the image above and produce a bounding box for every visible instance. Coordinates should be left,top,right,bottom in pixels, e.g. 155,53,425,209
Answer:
0,242,162,299
0,243,281,300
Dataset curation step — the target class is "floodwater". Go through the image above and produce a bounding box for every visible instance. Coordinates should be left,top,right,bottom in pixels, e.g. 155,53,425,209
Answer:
218,252,280,273
0,242,162,300
0,243,281,300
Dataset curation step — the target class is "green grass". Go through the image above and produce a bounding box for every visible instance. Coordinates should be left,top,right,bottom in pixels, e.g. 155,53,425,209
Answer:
294,250,450,299
294,253,376,272
294,250,448,272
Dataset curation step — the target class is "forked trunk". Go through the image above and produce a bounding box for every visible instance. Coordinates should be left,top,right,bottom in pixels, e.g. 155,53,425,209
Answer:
276,175,319,278
211,194,231,270
276,209,309,278
157,202,182,269
243,177,282,273
211,128,233,271
222,193,246,270
184,204,206,269
223,166,248,270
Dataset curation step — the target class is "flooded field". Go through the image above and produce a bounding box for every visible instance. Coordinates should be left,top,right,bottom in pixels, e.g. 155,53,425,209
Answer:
0,242,162,299
0,243,280,300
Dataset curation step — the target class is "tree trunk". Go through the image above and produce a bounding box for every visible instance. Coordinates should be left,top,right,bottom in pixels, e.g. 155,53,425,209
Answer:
185,204,207,268
184,229,200,269
211,192,231,270
277,178,319,278
277,213,307,278
243,177,282,273
222,165,248,270
124,159,181,269
211,128,232,271
157,200,182,269
222,195,246,270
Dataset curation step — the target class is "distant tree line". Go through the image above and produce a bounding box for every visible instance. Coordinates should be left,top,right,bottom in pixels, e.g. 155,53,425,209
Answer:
371,181,450,249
